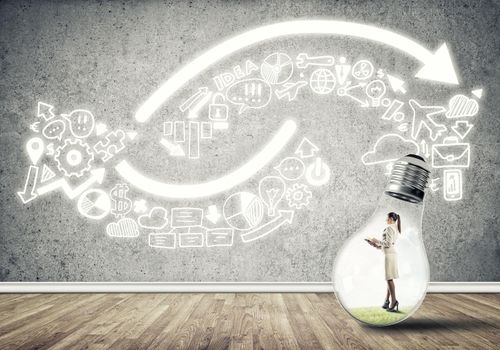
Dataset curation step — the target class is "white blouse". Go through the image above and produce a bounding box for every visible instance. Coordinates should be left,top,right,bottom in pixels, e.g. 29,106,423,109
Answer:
381,224,399,254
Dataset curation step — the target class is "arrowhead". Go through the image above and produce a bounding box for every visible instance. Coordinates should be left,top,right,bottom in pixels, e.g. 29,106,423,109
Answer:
91,168,106,183
415,43,459,85
127,131,138,140
171,145,185,157
206,205,220,224
295,138,319,158
206,214,221,224
95,123,108,136
452,121,474,139
471,89,483,99
279,210,294,224
37,102,55,121
17,191,37,204
387,74,405,93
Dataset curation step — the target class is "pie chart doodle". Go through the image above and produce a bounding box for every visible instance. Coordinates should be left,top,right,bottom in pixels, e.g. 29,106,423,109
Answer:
223,192,264,230
260,52,294,85
77,189,111,220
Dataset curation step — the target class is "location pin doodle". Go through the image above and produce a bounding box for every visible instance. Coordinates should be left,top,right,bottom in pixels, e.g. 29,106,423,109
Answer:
110,183,132,218
26,137,44,165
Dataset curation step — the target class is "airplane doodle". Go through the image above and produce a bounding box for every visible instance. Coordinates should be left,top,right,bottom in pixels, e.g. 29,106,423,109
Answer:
17,20,480,251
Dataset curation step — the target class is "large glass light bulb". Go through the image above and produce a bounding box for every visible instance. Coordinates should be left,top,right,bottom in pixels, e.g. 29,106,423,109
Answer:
333,154,431,326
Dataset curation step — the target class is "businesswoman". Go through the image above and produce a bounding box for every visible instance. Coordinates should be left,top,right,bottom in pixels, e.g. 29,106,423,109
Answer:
367,212,401,312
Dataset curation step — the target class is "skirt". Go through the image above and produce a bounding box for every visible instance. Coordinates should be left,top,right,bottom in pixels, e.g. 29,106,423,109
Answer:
384,253,399,280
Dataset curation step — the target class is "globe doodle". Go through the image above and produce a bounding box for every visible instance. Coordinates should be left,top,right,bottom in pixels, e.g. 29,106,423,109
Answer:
15,20,476,258
309,68,336,94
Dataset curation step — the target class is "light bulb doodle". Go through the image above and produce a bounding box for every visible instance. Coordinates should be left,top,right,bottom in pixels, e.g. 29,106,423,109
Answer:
16,20,481,255
258,176,286,216
365,80,387,107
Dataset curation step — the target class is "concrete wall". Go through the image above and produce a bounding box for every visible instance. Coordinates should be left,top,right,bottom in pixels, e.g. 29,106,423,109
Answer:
0,0,498,282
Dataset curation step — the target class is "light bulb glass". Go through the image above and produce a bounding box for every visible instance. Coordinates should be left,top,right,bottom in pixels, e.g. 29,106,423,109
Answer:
333,154,430,326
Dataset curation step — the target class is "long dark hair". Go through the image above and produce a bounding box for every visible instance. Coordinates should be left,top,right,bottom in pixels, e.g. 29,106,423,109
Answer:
388,212,401,233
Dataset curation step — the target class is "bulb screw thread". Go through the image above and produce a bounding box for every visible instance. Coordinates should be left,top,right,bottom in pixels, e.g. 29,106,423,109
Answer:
385,154,431,203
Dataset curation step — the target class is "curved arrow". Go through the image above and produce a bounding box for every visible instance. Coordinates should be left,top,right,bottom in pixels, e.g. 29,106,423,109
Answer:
240,210,294,243
136,19,458,123
115,120,297,199
37,168,106,199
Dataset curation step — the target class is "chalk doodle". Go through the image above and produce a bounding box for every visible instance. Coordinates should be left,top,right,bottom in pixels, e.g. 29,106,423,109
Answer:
16,20,479,251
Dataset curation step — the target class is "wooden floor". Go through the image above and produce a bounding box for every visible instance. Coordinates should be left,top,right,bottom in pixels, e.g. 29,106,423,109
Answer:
0,293,498,349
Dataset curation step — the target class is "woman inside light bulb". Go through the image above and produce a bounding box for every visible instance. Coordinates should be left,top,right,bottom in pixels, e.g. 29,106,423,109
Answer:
366,212,401,312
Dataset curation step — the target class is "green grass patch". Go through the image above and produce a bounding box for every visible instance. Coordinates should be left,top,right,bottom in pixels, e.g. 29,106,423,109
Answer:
349,307,408,326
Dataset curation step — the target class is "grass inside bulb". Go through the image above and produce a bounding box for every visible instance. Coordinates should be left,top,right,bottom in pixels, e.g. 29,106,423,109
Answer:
333,154,431,326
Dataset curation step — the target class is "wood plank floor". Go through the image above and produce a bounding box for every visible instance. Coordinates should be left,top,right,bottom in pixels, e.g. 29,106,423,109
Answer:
0,293,498,349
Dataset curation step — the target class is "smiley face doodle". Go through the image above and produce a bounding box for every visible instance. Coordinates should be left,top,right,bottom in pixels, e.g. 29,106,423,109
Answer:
62,109,95,138
16,20,479,250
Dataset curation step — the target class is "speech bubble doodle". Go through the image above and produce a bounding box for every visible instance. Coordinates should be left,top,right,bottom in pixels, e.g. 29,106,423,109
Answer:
225,78,272,114
274,157,305,181
42,119,66,141
62,109,95,138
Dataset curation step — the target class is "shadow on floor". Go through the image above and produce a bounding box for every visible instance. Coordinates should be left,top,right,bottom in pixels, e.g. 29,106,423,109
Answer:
363,318,493,332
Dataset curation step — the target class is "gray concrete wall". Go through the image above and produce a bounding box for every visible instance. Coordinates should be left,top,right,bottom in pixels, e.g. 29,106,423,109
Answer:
0,0,498,282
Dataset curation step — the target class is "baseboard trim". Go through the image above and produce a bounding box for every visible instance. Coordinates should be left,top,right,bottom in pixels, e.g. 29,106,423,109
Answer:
0,282,498,293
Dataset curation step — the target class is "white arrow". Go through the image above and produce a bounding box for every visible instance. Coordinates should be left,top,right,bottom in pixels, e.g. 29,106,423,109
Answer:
136,20,459,123
179,87,209,113
17,166,39,204
117,120,296,199
37,102,55,121
95,122,108,136
160,138,185,156
471,89,483,99
37,168,105,200
295,137,319,158
127,131,138,140
387,74,407,94
451,120,474,139
205,205,221,224
240,210,294,243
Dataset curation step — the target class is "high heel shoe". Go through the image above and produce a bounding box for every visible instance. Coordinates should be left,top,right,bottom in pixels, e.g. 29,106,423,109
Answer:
387,300,399,312
382,300,390,309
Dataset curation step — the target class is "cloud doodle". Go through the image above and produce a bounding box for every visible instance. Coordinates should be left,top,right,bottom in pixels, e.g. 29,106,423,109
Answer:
362,134,419,165
138,207,169,229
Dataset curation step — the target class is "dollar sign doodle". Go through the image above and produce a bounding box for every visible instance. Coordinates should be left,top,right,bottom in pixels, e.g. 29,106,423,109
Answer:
110,183,132,218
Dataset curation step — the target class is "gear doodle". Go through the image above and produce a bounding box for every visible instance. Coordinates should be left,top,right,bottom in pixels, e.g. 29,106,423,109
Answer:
54,139,94,178
285,183,312,209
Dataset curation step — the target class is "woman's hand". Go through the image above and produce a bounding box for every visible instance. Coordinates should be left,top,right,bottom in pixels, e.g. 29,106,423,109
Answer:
365,239,380,249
